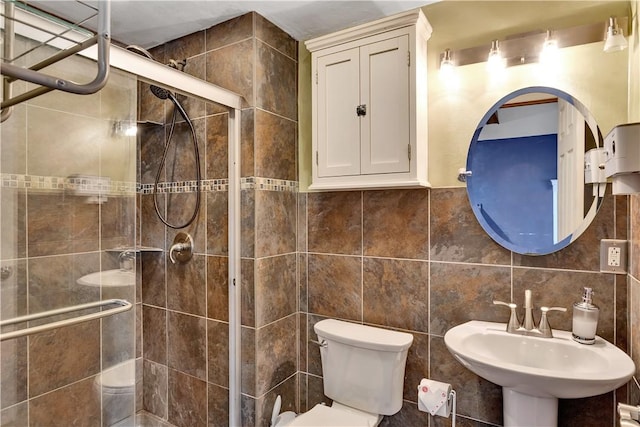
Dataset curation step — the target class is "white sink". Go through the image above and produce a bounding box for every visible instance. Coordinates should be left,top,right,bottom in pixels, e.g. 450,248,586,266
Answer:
444,321,635,427
77,269,135,287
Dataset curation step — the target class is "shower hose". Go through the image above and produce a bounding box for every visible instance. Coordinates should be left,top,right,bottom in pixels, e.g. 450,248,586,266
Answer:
153,91,202,229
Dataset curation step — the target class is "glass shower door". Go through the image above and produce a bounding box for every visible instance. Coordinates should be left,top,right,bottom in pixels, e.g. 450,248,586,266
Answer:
0,29,137,425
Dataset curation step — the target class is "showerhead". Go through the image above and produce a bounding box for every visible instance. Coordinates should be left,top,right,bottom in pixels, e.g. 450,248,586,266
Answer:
150,85,171,100
127,45,176,101
126,44,188,102
125,45,155,60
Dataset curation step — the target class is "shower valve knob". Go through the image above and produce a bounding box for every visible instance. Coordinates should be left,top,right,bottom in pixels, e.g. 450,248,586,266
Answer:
169,232,193,264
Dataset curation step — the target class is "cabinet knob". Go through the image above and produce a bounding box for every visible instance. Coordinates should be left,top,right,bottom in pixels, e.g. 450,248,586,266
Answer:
356,104,367,117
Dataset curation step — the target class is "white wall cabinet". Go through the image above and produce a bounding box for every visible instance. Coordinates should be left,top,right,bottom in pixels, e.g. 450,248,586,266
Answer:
306,9,432,190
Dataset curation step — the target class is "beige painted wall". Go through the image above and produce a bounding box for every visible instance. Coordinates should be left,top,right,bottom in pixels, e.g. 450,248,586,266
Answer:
630,0,640,122
298,0,631,190
429,43,628,187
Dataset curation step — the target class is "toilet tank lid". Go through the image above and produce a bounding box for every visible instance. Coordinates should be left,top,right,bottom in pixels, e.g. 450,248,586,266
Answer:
314,319,413,352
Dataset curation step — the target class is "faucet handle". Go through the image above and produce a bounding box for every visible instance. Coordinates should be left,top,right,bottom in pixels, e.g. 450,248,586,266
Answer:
541,306,567,312
493,300,520,333
118,250,136,271
537,306,567,338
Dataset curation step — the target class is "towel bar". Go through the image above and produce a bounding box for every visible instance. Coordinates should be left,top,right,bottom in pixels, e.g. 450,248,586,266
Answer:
0,298,132,341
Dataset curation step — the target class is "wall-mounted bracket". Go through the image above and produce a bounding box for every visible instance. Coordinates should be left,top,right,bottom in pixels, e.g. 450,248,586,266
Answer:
1,0,111,115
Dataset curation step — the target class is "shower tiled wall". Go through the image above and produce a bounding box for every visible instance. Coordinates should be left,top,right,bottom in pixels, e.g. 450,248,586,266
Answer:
298,188,629,427
0,57,137,426
138,12,298,427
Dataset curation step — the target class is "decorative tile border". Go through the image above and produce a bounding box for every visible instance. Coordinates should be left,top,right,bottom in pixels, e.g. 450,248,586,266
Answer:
1,173,137,195
138,179,230,194
2,174,298,195
2,174,66,190
140,177,298,193
67,174,112,195
253,177,298,192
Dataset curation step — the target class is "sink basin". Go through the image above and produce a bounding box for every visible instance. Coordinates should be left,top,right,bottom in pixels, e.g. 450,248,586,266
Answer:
444,321,635,426
77,269,135,287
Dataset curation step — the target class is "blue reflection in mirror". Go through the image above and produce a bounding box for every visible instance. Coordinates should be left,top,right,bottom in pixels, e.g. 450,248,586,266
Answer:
466,86,604,255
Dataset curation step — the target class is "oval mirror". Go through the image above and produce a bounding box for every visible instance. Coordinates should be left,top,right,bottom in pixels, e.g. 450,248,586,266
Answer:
465,86,605,255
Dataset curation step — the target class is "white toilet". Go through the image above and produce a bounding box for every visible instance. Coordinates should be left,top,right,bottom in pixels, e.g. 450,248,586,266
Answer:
94,359,136,426
283,319,413,426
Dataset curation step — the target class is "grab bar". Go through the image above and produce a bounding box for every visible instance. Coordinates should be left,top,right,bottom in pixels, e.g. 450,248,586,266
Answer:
0,298,132,341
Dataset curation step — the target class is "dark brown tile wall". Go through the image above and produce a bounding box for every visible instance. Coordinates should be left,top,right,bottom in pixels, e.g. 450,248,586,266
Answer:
168,369,208,427
29,377,102,426
139,12,298,427
300,188,629,427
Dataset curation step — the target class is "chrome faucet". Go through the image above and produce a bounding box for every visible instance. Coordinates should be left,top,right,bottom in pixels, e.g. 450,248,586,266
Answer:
522,289,535,331
493,290,566,338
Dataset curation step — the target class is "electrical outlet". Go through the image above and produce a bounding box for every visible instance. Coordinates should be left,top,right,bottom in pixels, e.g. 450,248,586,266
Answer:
600,239,628,273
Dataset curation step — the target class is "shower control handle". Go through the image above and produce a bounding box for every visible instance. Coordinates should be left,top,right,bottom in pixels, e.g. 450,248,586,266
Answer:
169,232,193,264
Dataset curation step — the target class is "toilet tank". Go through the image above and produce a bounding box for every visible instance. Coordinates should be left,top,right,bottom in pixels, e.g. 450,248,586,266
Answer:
314,319,413,416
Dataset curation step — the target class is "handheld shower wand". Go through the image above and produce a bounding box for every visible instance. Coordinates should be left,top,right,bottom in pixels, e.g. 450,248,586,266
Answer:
127,45,202,229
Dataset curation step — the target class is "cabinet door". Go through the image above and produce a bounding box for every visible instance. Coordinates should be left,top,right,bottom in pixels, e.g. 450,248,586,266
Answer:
360,35,410,175
316,48,360,177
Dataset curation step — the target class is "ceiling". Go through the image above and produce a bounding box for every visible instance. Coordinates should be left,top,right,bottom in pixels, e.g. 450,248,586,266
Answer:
29,0,437,48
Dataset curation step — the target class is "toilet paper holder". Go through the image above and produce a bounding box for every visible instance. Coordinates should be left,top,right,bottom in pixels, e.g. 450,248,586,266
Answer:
417,379,457,427
619,403,640,426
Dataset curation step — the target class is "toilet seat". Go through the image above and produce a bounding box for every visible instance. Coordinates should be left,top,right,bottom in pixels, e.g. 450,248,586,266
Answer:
285,403,381,427
95,359,136,395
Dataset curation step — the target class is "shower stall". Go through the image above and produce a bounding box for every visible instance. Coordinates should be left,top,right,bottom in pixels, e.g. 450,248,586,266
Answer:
0,2,243,425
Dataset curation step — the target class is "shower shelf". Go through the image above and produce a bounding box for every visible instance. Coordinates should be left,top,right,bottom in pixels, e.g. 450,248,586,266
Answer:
0,298,132,341
1,0,111,119
105,246,164,253
137,120,163,127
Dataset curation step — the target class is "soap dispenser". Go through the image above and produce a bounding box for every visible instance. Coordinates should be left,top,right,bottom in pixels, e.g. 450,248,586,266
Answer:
572,287,599,345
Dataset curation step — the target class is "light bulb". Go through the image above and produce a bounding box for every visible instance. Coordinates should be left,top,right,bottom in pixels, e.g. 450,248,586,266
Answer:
540,30,559,65
439,49,455,79
487,40,505,72
439,49,459,90
604,17,628,52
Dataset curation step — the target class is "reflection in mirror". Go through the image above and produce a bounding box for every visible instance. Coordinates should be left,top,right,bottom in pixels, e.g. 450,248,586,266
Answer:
466,87,604,255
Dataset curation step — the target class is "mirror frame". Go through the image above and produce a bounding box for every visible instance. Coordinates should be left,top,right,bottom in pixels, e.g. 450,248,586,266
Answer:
466,86,605,255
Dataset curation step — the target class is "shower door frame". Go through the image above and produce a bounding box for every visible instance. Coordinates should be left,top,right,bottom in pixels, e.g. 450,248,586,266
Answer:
85,45,244,426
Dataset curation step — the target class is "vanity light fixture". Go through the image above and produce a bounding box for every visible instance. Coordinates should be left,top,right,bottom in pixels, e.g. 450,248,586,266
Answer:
487,39,505,72
440,16,629,71
603,16,628,53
